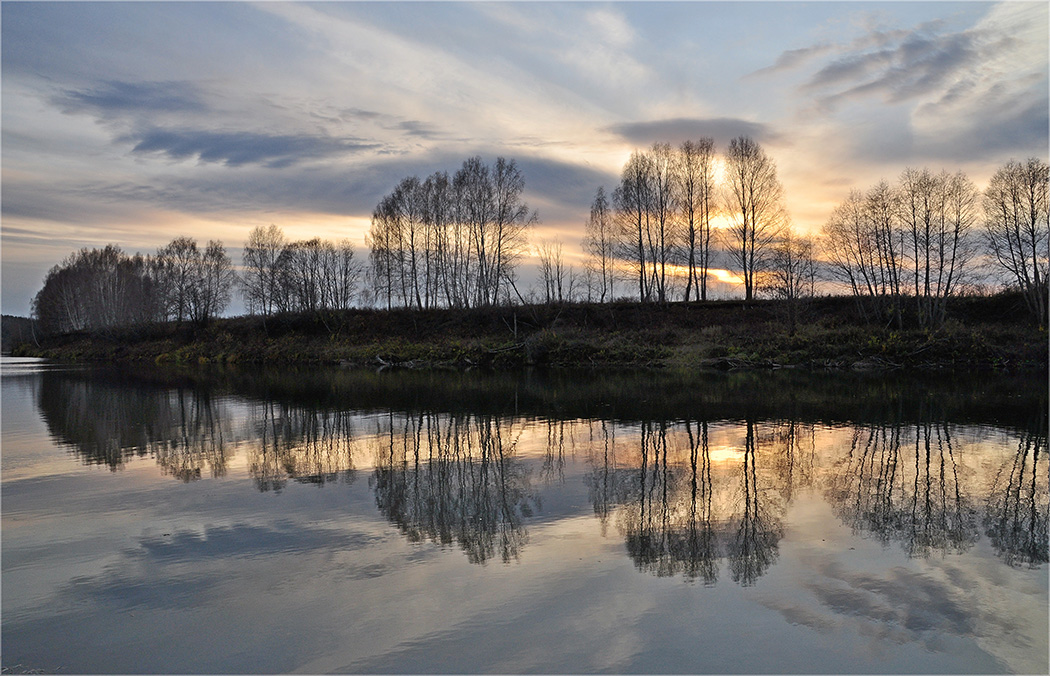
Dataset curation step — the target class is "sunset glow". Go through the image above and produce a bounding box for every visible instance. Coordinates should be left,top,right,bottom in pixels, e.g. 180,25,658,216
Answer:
2,1,1046,315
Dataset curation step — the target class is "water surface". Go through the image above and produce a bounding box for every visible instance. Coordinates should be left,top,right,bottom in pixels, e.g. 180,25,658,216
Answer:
2,360,1047,673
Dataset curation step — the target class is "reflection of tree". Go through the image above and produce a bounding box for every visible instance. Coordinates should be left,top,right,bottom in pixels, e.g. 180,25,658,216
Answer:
825,415,979,557
37,371,232,479
726,420,784,585
153,388,231,481
590,418,796,586
541,419,571,484
370,412,535,564
247,402,358,492
36,370,358,489
984,416,1049,567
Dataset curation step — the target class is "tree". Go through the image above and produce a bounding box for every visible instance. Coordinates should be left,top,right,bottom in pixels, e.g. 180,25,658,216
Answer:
614,150,656,301
983,158,1049,326
33,245,156,335
155,236,200,324
583,186,615,303
764,230,816,335
724,137,785,300
676,138,717,301
369,156,536,309
192,240,234,324
897,168,977,327
242,224,286,316
536,239,578,304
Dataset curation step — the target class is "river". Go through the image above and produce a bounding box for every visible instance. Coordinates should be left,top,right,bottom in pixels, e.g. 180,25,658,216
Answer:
2,358,1046,673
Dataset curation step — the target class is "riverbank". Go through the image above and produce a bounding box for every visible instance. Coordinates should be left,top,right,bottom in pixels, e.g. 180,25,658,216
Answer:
10,294,1048,371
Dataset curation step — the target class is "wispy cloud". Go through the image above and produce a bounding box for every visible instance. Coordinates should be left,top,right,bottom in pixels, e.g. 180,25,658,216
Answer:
55,80,208,115
125,129,377,169
607,117,779,148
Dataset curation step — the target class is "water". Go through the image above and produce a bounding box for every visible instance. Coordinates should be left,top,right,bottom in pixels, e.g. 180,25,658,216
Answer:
2,358,1047,674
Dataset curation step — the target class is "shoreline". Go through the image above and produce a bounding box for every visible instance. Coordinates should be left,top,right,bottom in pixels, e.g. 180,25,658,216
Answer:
10,295,1047,373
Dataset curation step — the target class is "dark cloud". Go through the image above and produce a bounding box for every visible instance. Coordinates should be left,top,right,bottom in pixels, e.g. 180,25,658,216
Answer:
56,150,615,223
806,49,895,90
393,120,443,139
56,80,208,115
749,43,835,77
918,96,1049,163
126,129,379,168
802,27,1014,111
606,117,779,148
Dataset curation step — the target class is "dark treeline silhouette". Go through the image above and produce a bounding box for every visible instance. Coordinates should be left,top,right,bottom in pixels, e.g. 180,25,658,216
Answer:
367,156,536,310
824,159,1049,327
369,410,535,563
27,149,1046,336
32,238,234,335
241,224,361,320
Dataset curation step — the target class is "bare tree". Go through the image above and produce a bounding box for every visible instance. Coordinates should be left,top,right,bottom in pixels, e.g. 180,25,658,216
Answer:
583,186,616,302
983,158,1049,326
536,239,578,304
724,137,785,300
192,240,234,324
155,236,200,324
242,224,286,316
649,143,677,302
676,138,717,301
33,245,156,335
764,230,816,335
897,168,977,326
369,156,536,310
614,151,656,301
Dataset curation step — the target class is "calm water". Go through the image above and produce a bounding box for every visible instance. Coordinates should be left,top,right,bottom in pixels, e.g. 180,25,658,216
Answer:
2,358,1047,674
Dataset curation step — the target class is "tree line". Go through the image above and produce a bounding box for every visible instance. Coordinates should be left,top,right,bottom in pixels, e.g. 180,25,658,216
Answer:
30,148,1048,334
366,155,536,309
32,227,361,334
575,136,1047,327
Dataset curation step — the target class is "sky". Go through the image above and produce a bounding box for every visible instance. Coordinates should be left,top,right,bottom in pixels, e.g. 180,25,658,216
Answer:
2,1,1047,316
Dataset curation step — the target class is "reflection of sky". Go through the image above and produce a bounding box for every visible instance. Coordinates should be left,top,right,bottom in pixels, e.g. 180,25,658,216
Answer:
3,363,1048,673
3,2,1047,314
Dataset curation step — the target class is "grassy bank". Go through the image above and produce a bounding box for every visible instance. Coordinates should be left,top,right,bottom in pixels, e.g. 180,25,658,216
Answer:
11,293,1047,371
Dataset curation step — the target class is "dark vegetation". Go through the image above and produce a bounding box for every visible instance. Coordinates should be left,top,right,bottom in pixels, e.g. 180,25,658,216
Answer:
2,315,37,353
12,292,1046,371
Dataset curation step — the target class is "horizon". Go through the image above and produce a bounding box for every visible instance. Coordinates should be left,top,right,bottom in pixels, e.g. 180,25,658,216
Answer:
3,1,1048,317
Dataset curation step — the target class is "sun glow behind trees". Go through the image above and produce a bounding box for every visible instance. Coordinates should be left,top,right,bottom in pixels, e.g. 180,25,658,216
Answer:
27,148,1049,332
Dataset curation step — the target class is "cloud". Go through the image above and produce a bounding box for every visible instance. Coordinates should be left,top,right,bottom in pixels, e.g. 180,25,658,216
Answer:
125,129,379,168
748,43,835,77
607,117,780,148
55,80,208,115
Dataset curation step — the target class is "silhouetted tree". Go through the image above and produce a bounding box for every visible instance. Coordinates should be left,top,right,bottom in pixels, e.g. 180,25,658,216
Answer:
676,138,718,301
891,169,979,327
983,158,1049,326
724,136,785,300
583,186,616,302
241,224,287,317
368,157,535,309
32,245,156,334
764,230,816,335
536,239,578,304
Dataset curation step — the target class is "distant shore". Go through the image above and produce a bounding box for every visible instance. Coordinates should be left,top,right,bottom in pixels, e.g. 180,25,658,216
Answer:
9,294,1048,372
